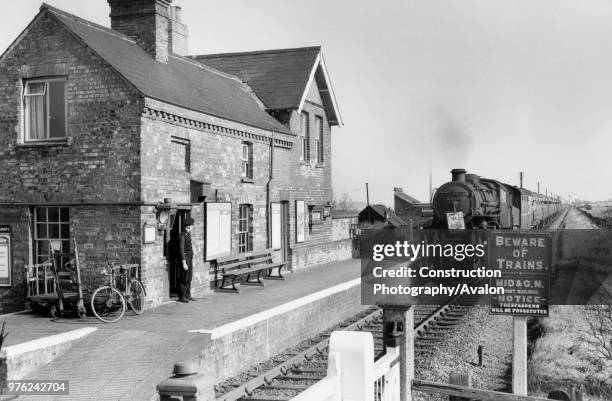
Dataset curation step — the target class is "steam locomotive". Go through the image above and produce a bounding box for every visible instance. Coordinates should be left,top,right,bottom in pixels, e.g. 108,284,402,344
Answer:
432,169,562,230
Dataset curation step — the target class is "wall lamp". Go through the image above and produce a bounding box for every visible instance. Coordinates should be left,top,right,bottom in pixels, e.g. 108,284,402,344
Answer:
155,198,177,232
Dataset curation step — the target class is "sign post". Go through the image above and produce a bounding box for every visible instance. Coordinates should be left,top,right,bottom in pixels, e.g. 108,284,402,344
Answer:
488,231,552,396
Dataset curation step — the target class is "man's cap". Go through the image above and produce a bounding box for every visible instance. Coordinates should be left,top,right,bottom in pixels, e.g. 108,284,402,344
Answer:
183,216,195,226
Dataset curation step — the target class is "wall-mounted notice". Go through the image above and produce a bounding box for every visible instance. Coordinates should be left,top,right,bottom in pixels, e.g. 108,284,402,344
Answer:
271,203,281,250
296,200,305,243
206,203,232,260
0,225,11,287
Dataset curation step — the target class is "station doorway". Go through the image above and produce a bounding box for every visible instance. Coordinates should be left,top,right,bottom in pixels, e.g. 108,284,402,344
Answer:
167,209,192,298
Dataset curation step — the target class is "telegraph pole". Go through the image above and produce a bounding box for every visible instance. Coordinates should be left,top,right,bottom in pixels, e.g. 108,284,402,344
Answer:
365,182,370,206
519,172,524,189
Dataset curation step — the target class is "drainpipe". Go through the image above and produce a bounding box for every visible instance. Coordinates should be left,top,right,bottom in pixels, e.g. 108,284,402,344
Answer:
266,131,274,248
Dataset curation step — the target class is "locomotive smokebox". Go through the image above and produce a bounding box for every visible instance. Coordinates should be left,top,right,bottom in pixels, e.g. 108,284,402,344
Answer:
451,168,466,183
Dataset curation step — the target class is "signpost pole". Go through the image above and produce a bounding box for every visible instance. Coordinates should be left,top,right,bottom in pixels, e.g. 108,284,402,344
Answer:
512,316,528,395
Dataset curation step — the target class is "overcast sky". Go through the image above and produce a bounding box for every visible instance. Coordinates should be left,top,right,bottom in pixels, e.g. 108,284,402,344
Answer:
3,0,612,205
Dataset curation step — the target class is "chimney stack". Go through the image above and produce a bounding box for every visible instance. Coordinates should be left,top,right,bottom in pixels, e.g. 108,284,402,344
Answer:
168,6,188,56
451,168,466,183
108,0,172,63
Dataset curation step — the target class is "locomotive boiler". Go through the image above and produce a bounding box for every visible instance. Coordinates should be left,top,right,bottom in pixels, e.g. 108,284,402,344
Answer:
432,169,561,230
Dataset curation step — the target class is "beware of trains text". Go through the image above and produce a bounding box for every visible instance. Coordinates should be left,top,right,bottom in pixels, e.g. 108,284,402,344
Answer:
488,232,551,316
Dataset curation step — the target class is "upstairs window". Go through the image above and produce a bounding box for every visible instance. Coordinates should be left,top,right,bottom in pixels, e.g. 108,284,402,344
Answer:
299,111,310,161
315,116,324,163
242,142,253,179
23,78,66,141
170,136,190,172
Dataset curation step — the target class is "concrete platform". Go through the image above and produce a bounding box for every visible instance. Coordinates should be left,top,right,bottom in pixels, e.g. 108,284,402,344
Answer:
0,258,363,401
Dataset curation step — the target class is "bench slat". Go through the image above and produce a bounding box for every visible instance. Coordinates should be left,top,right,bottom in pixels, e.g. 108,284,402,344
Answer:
218,260,250,270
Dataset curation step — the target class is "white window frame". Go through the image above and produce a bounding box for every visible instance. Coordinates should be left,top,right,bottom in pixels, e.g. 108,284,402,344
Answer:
23,77,67,142
242,142,253,179
315,115,324,163
300,111,309,162
238,204,254,253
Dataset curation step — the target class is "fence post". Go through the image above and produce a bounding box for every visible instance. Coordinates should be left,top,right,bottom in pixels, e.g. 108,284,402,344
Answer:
329,331,374,401
382,305,414,401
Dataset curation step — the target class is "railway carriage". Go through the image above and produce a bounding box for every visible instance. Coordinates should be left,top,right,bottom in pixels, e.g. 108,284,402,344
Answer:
432,169,561,230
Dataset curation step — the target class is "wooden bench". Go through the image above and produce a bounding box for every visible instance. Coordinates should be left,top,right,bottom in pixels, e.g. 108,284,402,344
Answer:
215,248,286,293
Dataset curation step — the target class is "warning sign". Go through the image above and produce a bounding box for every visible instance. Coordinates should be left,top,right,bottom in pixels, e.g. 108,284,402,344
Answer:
488,231,551,316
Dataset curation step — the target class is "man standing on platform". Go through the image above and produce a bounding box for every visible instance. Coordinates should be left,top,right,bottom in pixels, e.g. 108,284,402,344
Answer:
178,216,196,303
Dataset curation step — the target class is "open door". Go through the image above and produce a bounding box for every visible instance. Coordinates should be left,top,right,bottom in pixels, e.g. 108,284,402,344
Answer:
167,210,191,298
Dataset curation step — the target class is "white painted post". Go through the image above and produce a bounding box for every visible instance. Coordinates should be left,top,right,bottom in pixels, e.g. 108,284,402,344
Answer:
401,306,414,401
329,331,374,401
382,306,414,401
512,316,528,395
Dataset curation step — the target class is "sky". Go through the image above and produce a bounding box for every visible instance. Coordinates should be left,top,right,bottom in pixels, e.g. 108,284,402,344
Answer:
3,0,612,205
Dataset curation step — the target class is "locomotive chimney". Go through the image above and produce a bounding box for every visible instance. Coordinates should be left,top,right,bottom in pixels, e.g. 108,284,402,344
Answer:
451,168,466,183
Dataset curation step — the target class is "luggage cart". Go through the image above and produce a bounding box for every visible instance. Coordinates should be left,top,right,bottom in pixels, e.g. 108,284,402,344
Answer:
26,239,88,319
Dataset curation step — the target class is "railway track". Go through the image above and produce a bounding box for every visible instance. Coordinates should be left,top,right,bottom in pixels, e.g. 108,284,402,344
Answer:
215,294,480,401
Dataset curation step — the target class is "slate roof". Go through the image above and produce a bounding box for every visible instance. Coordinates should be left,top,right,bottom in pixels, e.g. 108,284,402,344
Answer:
394,191,421,204
360,204,408,228
191,47,321,111
41,4,290,134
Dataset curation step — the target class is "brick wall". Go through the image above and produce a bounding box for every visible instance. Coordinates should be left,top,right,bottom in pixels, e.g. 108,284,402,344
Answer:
0,13,142,205
285,79,336,270
139,99,295,295
0,13,143,313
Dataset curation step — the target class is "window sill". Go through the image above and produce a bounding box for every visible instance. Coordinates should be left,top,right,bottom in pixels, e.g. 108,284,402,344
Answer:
241,177,255,184
299,161,311,166
16,140,69,148
315,162,325,168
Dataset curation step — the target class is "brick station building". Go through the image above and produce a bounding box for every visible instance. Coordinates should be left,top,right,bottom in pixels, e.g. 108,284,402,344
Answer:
0,0,347,312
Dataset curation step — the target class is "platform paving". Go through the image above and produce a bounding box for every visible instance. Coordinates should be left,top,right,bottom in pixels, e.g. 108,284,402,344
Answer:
0,258,361,401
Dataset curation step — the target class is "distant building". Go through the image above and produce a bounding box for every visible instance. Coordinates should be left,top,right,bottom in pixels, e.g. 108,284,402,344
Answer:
358,204,407,229
393,187,433,227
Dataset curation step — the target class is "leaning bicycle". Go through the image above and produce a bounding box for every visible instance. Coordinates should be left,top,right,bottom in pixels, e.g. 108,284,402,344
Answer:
90,263,146,323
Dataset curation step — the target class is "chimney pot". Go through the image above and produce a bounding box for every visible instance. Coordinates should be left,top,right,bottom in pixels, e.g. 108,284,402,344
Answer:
451,168,467,183
168,5,189,56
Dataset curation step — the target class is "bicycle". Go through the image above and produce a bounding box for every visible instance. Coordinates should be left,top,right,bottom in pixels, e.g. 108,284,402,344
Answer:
90,263,146,323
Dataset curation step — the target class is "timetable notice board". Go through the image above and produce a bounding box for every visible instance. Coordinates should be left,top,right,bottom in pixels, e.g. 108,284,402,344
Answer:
0,225,11,286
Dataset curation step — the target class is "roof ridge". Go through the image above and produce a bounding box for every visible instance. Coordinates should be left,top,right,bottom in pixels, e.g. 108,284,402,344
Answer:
190,46,321,59
170,54,271,112
41,2,136,44
170,53,245,84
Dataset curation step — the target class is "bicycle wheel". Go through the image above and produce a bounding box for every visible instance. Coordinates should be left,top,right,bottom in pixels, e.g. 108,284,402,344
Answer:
126,279,145,315
90,286,126,323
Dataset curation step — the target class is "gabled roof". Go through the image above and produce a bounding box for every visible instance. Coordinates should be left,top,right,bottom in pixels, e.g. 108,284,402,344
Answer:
191,47,343,126
35,4,289,134
359,204,408,228
394,191,421,204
